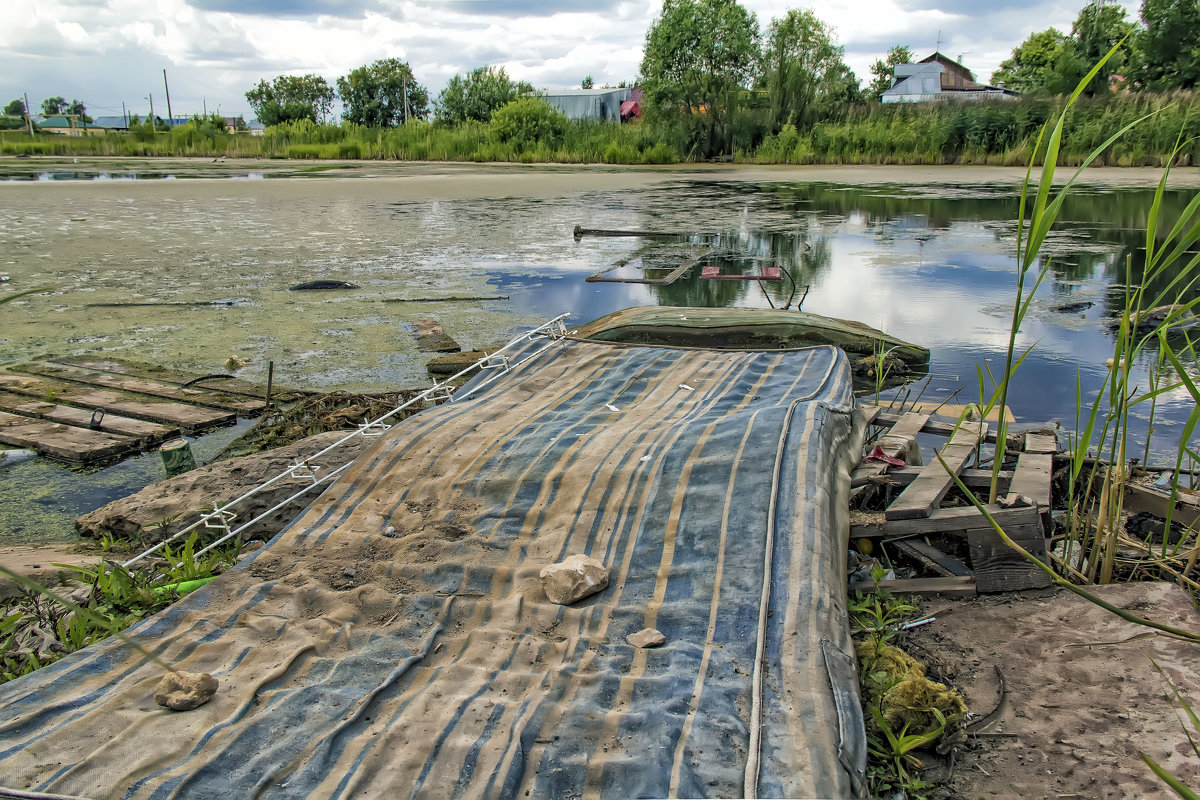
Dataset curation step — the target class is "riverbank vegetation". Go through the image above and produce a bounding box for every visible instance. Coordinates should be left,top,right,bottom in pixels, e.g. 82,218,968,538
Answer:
3,0,1197,167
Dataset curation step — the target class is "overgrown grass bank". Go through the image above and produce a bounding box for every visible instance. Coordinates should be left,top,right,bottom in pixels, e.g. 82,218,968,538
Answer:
3,90,1196,166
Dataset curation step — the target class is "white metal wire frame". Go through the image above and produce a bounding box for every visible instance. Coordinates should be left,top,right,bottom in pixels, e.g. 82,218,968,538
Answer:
122,314,571,568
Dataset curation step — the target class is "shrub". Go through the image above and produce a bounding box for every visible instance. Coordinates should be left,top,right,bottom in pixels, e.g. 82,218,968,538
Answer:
490,98,568,149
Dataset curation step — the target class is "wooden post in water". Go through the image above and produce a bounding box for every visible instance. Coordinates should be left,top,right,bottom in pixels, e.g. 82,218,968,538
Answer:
265,361,274,409
160,438,196,477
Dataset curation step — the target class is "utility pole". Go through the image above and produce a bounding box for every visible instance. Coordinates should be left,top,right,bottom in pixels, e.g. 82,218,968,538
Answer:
203,97,207,117
23,92,34,136
403,84,410,125
123,101,129,128
148,93,156,136
163,69,174,127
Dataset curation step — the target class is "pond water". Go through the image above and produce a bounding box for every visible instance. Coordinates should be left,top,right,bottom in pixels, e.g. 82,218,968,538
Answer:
0,163,1197,543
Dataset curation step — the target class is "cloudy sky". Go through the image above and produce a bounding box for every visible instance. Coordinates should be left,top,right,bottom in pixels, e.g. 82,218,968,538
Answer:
2,0,1141,121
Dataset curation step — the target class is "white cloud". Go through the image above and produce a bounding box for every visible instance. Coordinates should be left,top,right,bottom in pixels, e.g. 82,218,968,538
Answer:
0,0,1144,120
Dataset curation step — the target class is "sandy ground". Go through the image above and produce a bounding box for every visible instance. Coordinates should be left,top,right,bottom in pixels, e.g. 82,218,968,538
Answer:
0,543,98,599
905,582,1200,799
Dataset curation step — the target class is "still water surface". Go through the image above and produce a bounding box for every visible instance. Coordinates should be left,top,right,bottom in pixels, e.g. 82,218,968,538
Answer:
0,164,1196,542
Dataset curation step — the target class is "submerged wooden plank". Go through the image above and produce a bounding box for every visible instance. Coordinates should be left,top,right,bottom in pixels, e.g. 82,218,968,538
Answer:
886,422,986,520
0,411,137,463
410,319,461,353
0,392,178,445
9,362,264,415
48,355,306,401
1010,452,1053,509
0,374,235,434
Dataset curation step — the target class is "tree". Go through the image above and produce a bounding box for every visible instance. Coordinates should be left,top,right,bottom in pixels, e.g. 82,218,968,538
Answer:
65,99,90,123
990,28,1080,94
638,0,760,158
1134,0,1200,90
581,75,594,89
3,99,24,117
760,8,860,129
337,59,429,127
867,45,914,101
436,66,532,125
1072,1,1137,93
245,74,335,126
41,96,67,115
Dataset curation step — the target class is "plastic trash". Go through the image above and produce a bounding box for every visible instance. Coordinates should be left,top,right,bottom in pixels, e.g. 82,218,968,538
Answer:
0,449,36,467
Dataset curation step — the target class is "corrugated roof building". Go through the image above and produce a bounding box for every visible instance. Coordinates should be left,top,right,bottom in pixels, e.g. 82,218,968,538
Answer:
539,88,631,122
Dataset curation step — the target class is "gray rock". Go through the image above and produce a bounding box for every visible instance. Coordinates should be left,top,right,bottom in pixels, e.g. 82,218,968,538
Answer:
626,628,666,648
539,554,609,605
75,431,376,546
154,671,218,711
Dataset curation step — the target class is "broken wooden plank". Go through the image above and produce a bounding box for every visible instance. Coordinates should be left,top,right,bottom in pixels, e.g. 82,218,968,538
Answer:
879,504,1037,536
871,409,1000,444
9,362,264,415
1010,451,1053,509
0,374,235,434
892,538,973,577
858,576,977,598
0,392,178,446
410,319,461,353
1122,482,1200,529
967,512,1054,593
1024,431,1058,454
903,402,1015,423
0,411,137,463
853,467,1011,491
47,356,306,402
886,422,987,520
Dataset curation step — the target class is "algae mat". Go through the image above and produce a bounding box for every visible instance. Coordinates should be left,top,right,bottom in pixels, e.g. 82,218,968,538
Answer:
0,338,866,799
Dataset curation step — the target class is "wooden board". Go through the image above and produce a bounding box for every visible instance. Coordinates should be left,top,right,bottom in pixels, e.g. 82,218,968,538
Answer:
903,402,1015,423
855,467,1011,492
859,576,977,597
967,513,1055,593
878,504,1041,536
47,356,307,402
891,538,972,577
886,422,986,520
1122,482,1200,529
0,411,137,463
1024,431,1058,454
1010,451,1053,509
871,409,1000,444
9,362,265,415
0,374,235,434
0,392,178,445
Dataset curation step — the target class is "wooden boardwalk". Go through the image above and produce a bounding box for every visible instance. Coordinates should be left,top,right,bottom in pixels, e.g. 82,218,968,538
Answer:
0,359,301,465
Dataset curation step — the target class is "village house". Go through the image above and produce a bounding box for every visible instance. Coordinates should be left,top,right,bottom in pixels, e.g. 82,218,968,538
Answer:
882,52,1018,103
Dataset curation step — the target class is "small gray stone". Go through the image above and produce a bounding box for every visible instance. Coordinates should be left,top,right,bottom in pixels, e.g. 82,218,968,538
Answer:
154,671,219,711
539,554,609,605
626,628,666,648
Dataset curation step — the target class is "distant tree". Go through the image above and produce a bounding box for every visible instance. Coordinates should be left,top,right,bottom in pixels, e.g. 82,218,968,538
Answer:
436,66,531,125
3,99,24,117
581,75,594,89
638,0,759,157
1072,1,1137,93
867,45,915,101
760,9,859,129
245,74,335,126
338,59,429,127
1134,0,1200,89
65,99,91,123
990,28,1079,94
40,96,67,115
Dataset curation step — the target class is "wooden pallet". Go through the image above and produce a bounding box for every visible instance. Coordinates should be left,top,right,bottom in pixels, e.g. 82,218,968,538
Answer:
46,356,306,402
853,409,1056,595
0,411,138,463
0,391,179,446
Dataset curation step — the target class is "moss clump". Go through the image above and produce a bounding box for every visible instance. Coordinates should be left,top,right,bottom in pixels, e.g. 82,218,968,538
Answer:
857,639,967,737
